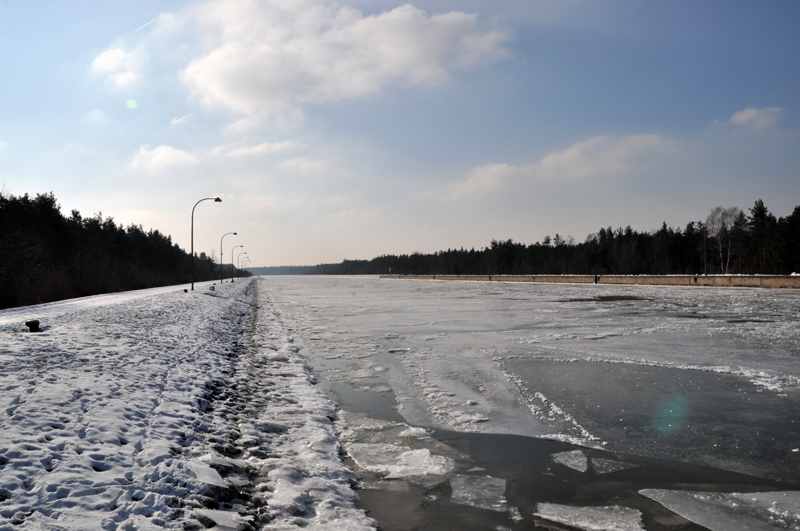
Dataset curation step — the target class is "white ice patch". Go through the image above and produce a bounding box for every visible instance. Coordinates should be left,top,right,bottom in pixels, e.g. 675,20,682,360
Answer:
399,426,431,439
552,450,589,472
346,443,454,478
741,368,788,395
198,452,248,469
449,474,507,512
196,508,253,529
641,489,800,530
188,459,228,488
591,457,640,474
535,503,644,530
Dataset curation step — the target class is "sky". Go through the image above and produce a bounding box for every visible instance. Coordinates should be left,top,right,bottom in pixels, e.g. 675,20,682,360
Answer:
1,0,799,267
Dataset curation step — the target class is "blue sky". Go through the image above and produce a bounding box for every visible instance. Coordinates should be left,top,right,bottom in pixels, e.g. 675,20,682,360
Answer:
1,0,798,266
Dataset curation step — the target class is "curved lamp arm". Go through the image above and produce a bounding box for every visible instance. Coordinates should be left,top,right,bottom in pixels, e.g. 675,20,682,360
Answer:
191,197,221,290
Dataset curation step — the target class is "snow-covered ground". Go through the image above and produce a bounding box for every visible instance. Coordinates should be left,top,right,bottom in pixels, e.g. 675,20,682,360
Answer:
0,279,375,530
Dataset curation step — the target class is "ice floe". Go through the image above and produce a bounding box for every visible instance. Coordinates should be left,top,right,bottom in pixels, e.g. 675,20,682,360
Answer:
591,457,641,474
535,503,645,530
641,489,800,530
346,443,454,478
449,474,508,512
552,449,589,472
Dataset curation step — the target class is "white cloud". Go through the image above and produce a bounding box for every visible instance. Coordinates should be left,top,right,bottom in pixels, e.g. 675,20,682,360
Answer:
221,117,265,136
226,140,299,157
203,140,300,157
728,107,783,128
449,163,524,201
180,0,509,116
92,46,148,87
129,145,198,172
538,134,663,180
279,156,328,173
170,114,196,126
447,135,668,201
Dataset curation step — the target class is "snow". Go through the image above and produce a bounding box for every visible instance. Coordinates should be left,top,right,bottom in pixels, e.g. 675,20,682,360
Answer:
0,279,375,530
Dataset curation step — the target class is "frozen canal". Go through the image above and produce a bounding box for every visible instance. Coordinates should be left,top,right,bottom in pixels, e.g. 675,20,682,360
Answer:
267,275,800,531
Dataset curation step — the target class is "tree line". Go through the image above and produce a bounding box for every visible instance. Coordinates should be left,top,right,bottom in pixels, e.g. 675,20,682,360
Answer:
251,199,800,277
0,192,244,310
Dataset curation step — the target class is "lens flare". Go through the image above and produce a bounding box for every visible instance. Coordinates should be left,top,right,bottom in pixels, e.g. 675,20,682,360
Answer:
126,99,138,110
653,393,689,434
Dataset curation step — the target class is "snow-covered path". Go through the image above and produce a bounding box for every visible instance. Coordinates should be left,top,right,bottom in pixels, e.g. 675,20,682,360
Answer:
0,279,375,530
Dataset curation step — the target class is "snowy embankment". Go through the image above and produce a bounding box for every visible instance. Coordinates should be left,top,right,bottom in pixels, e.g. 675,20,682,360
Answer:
0,279,375,530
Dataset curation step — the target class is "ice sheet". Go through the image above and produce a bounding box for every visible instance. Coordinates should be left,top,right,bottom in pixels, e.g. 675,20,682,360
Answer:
552,450,589,472
346,443,455,478
591,457,640,474
188,460,229,488
535,503,644,531
449,474,507,512
641,489,800,530
265,276,800,484
196,508,253,529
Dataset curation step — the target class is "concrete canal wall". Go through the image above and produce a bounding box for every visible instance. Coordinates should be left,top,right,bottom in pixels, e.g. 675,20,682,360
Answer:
380,274,800,289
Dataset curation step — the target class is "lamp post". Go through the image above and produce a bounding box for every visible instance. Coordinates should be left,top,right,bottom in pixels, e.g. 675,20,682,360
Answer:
191,197,221,290
237,252,247,279
242,257,251,278
220,232,237,283
230,244,243,283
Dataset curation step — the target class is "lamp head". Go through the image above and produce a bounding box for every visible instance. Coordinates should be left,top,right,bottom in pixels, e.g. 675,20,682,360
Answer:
214,197,222,202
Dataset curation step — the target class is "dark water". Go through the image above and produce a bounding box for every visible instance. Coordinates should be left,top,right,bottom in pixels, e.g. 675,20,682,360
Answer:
318,361,798,531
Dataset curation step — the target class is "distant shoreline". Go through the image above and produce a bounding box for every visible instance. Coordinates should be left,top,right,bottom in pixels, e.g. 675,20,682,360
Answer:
380,274,800,289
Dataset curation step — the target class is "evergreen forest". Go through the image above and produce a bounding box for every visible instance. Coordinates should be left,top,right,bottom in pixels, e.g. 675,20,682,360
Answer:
2,192,799,311
251,199,800,277
0,192,243,310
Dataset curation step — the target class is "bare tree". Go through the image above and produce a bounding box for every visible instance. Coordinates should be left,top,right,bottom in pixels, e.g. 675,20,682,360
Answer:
706,206,741,273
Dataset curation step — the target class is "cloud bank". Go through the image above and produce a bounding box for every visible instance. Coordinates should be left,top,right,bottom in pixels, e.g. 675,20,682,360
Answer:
92,47,148,87
448,134,668,201
179,0,509,116
728,107,783,129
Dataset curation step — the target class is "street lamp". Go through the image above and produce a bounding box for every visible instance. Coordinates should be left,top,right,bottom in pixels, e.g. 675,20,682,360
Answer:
230,244,243,283
242,257,251,278
191,197,221,290
237,252,247,278
220,232,237,283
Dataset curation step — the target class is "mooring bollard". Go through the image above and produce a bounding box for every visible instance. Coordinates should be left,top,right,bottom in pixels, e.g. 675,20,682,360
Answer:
25,320,40,332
